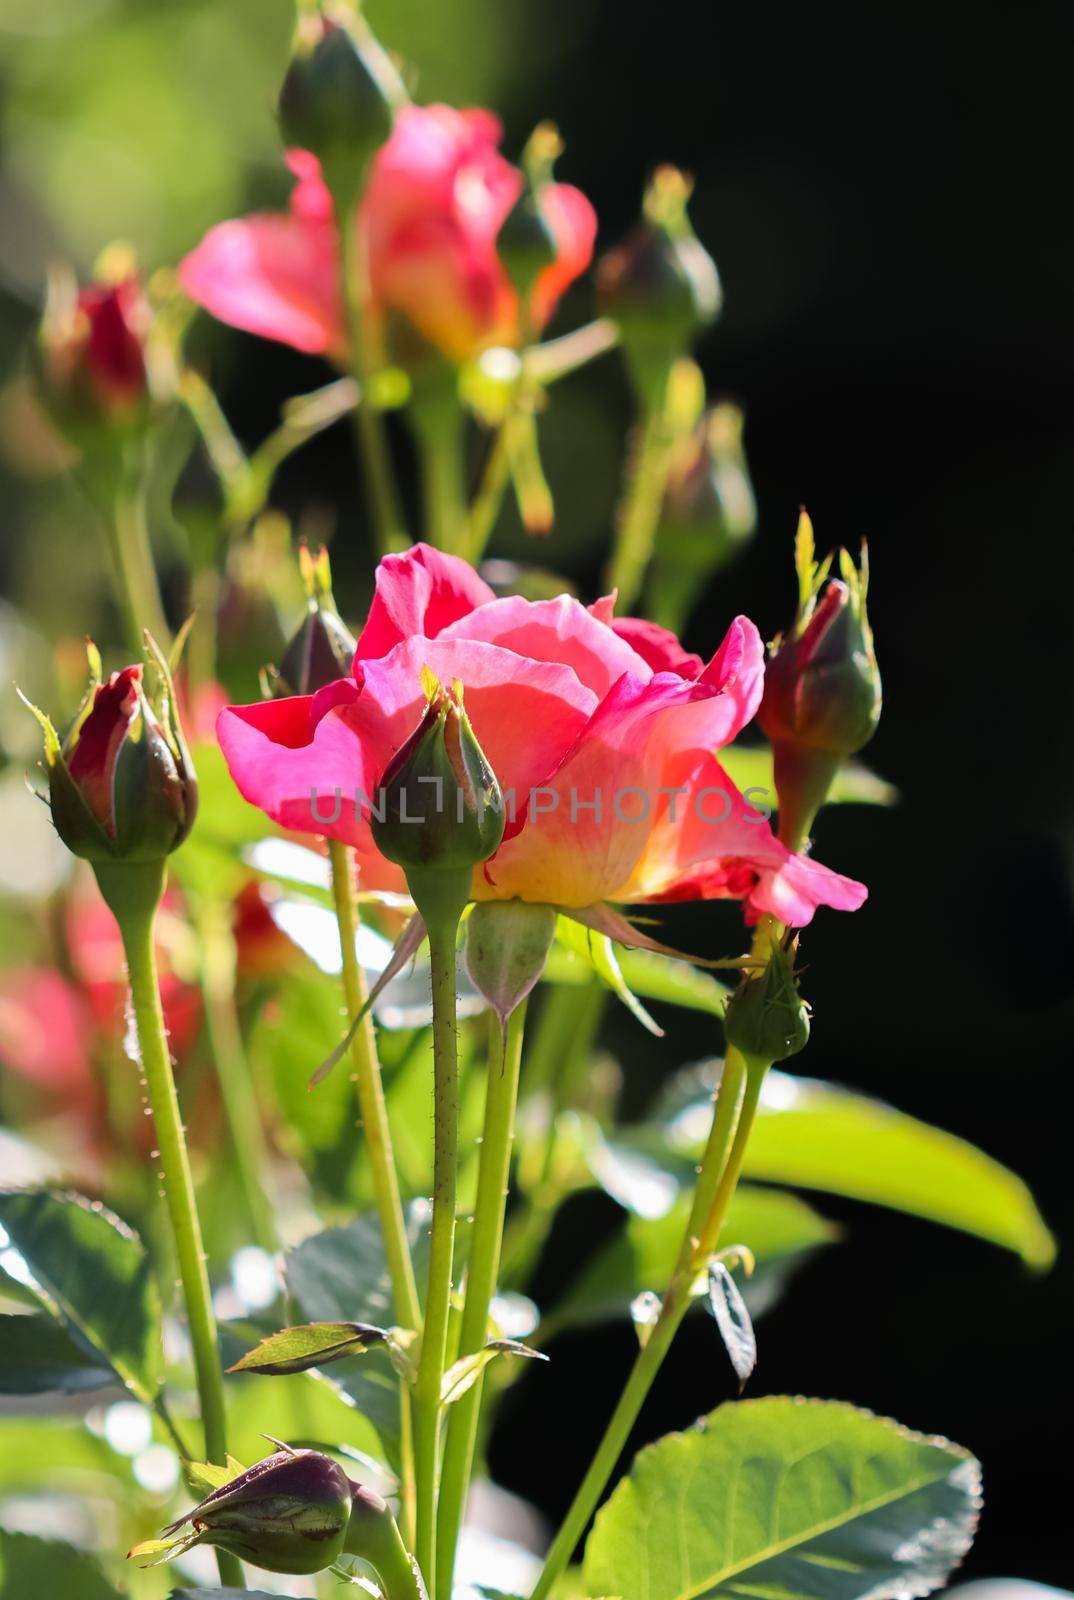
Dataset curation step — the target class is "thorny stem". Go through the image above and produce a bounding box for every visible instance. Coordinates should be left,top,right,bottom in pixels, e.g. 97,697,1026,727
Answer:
410,882,468,1595
436,1002,528,1594
96,858,244,1590
327,839,420,1536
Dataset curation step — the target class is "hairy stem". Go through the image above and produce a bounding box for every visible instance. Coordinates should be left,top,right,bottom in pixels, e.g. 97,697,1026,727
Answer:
97,859,243,1590
328,839,420,1540
411,893,466,1595
436,1002,528,1593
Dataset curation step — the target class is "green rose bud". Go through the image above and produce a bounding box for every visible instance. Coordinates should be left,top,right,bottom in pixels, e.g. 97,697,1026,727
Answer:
465,898,557,1025
276,544,357,696
723,939,810,1068
132,1448,352,1575
26,639,197,867
597,166,721,407
278,8,406,209
373,674,504,879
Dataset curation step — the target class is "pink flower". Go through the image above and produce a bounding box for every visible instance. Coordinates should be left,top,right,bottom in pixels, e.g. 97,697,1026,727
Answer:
180,106,597,365
217,547,865,927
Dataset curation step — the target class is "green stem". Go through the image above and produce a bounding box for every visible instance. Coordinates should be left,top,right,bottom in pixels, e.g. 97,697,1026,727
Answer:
410,877,468,1596
604,387,674,614
337,199,408,556
529,1047,754,1600
328,840,421,1540
460,421,512,565
193,897,277,1254
409,374,467,553
116,446,171,649
96,859,243,1591
436,1003,528,1594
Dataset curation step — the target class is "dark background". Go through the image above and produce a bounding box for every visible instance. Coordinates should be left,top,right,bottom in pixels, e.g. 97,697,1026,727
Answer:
2,0,1073,1586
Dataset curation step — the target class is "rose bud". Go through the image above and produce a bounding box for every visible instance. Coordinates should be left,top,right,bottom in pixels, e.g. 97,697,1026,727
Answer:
38,259,151,433
759,521,882,849
275,544,358,697
724,937,810,1069
134,1447,352,1575
278,6,406,207
372,673,504,890
26,639,197,867
597,166,721,407
649,402,757,630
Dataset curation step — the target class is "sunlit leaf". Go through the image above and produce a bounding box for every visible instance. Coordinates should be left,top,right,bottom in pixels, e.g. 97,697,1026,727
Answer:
553,917,662,1034
228,1320,388,1375
706,1262,756,1389
0,1191,162,1402
584,1397,981,1600
657,1064,1055,1268
546,1185,836,1337
441,1339,547,1406
719,743,897,809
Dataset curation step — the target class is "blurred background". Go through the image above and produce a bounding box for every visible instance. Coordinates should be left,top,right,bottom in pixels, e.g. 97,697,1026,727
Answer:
1,0,1072,1588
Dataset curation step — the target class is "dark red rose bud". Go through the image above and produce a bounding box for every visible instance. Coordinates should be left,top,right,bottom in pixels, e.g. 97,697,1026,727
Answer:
759,515,882,848
131,1447,352,1575
39,263,151,429
27,641,197,866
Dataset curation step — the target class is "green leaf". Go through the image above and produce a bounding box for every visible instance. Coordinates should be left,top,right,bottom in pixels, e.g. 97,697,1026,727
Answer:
0,1531,123,1600
547,1185,836,1336
0,1311,116,1395
719,743,898,808
656,1064,1056,1268
0,1190,162,1401
440,1339,547,1406
284,1208,426,1456
583,1396,981,1600
706,1263,755,1389
228,1320,388,1375
250,964,363,1203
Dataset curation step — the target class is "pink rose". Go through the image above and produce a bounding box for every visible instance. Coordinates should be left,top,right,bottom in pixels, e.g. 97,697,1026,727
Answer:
180,105,597,365
217,547,865,927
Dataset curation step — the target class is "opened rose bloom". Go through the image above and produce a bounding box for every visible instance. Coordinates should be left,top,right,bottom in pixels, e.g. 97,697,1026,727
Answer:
180,105,596,365
217,546,865,928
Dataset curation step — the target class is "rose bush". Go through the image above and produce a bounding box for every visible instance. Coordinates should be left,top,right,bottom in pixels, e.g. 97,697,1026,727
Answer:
217,543,865,925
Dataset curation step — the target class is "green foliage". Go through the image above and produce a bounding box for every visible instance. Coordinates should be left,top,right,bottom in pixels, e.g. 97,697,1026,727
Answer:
0,1531,123,1600
583,1397,981,1600
719,745,898,809
0,1310,115,1395
0,1190,162,1402
546,1185,836,1335
227,1319,388,1375
656,1065,1055,1266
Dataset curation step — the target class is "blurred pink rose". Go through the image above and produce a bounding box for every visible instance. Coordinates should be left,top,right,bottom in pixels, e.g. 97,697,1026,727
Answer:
217,546,866,927
180,106,596,364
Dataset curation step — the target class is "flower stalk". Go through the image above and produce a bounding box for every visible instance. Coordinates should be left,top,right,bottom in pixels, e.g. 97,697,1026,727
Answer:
409,873,470,1592
436,1001,528,1594
96,858,244,1591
